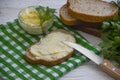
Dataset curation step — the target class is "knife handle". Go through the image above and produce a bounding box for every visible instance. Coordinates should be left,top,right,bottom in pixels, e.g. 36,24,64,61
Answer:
99,59,120,80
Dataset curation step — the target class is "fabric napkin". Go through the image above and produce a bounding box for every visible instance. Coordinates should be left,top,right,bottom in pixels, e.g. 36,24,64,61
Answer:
0,16,100,80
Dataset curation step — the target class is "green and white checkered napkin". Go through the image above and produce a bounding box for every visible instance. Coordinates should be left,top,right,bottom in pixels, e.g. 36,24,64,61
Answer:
0,16,100,80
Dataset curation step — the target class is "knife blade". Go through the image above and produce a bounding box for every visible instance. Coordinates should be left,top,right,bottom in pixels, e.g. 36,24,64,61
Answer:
63,41,103,65
62,41,120,80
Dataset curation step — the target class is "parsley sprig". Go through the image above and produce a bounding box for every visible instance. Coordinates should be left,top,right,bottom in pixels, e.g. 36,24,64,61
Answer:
36,6,56,26
99,1,120,66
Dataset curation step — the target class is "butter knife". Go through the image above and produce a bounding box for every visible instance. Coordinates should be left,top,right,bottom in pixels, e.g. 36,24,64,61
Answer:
63,41,120,80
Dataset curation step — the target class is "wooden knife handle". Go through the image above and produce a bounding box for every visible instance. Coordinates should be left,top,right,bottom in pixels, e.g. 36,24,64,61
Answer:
99,59,120,80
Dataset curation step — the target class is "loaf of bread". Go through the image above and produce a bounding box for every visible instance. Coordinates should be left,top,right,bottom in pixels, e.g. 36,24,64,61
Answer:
26,29,76,66
67,0,118,22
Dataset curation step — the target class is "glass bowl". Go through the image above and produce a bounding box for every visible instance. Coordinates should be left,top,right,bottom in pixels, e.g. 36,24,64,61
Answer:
18,6,54,35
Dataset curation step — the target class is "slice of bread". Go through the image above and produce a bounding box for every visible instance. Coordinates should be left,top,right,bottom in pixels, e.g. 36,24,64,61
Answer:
59,4,102,27
67,0,118,22
59,4,78,25
72,25,101,37
26,29,76,66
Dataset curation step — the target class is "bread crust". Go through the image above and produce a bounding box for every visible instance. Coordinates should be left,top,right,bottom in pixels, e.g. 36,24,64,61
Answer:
60,14,77,25
59,4,78,25
25,29,75,66
67,0,118,22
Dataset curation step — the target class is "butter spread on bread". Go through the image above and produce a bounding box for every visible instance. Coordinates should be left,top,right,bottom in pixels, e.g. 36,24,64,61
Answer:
26,29,76,66
30,31,75,59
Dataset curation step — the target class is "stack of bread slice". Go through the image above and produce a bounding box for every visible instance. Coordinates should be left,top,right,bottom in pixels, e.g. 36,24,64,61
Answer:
59,0,118,37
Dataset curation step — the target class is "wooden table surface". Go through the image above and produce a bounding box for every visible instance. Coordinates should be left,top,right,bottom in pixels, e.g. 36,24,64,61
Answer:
0,0,115,80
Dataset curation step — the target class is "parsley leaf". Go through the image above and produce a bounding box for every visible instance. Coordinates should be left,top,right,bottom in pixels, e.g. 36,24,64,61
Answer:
36,6,56,26
99,1,120,66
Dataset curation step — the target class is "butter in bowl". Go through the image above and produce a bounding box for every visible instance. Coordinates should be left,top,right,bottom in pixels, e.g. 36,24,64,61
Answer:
18,6,55,35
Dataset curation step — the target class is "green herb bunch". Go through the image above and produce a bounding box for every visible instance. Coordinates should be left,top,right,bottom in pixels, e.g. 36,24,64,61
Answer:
36,6,56,26
99,1,120,66
112,1,120,15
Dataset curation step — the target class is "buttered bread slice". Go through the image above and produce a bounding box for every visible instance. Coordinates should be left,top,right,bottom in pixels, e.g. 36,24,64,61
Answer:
26,29,76,66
